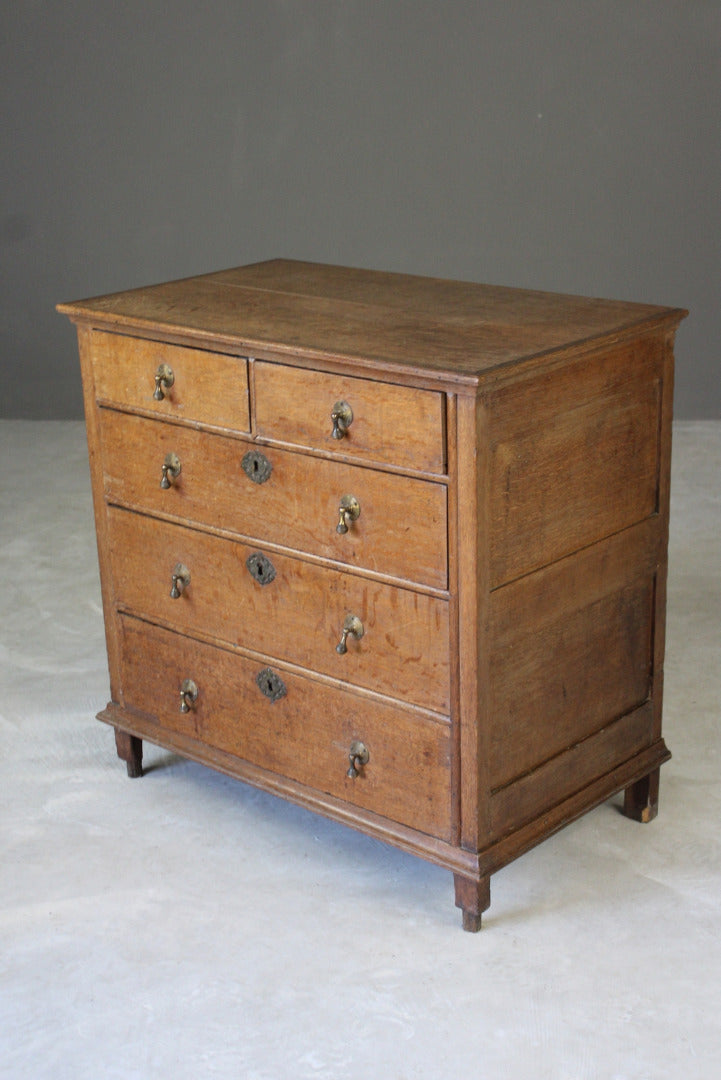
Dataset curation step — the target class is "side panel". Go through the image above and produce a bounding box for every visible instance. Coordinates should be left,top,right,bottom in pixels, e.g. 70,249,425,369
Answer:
482,330,675,845
489,520,659,793
486,335,665,588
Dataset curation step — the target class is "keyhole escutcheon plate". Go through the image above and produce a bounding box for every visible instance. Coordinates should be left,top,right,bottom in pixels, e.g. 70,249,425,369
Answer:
242,450,273,484
256,667,287,702
246,551,276,585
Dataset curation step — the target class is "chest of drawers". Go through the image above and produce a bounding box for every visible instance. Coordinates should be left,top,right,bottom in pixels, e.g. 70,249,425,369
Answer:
58,260,686,929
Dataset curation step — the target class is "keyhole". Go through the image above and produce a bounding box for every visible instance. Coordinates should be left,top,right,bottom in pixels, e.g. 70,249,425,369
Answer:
253,459,259,474
246,552,276,586
256,666,286,701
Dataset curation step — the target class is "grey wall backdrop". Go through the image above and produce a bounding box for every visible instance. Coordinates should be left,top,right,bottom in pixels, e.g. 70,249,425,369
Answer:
2,1,719,419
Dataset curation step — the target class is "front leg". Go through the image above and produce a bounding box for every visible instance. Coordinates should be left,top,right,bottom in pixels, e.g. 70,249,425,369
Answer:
623,767,660,823
454,873,491,932
115,728,143,778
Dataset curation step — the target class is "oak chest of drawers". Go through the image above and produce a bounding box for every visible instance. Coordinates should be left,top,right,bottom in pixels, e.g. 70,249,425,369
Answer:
58,260,686,929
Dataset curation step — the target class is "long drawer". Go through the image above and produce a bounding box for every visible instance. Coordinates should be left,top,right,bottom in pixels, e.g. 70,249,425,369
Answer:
107,507,450,713
119,617,452,840
98,410,448,589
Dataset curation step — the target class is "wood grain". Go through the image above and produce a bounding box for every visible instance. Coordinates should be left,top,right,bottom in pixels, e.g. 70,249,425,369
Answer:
98,409,448,589
91,330,250,431
254,360,446,473
452,393,488,855
75,325,123,703
58,259,686,383
107,506,450,713
490,702,656,839
489,520,659,790
486,335,664,586
119,616,452,840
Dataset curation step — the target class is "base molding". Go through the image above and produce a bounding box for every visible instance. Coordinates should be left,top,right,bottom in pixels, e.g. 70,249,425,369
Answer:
101,703,670,895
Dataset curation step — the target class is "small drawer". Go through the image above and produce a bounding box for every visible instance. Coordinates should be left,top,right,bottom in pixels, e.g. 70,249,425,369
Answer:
99,411,448,589
254,361,446,473
107,508,450,714
119,617,452,841
90,331,250,432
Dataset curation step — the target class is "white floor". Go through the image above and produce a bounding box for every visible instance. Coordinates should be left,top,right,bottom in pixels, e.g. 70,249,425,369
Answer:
1,420,719,1080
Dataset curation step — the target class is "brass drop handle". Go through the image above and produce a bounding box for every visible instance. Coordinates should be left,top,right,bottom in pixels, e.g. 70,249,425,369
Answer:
153,362,175,400
336,614,364,654
347,740,369,779
331,400,353,439
160,452,181,489
179,678,198,713
336,494,361,534
170,563,191,598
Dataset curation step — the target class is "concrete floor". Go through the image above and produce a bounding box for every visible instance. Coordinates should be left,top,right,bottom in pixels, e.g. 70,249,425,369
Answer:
1,419,719,1079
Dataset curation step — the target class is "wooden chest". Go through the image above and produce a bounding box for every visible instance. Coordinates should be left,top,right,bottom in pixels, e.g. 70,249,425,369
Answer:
58,260,686,929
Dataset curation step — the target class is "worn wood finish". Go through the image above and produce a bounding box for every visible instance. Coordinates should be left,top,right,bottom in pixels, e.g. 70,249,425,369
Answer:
58,259,683,383
623,767,661,823
75,325,124,704
114,728,143,778
453,393,488,857
489,520,659,791
648,336,676,750
90,330,250,432
254,360,446,473
98,409,448,590
59,258,686,930
490,702,657,839
119,616,452,840
476,740,671,880
454,873,491,932
486,336,664,587
107,506,450,713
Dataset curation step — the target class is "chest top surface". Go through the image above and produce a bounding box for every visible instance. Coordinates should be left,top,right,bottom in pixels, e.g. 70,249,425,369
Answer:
57,259,685,386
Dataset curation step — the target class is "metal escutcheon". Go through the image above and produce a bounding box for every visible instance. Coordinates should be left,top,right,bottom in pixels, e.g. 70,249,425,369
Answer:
256,667,287,702
246,551,276,586
242,450,273,485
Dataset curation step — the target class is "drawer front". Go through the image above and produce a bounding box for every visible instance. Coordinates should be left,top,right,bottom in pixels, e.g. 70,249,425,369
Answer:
90,331,250,432
119,617,452,840
254,361,446,473
108,508,450,713
99,410,448,589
